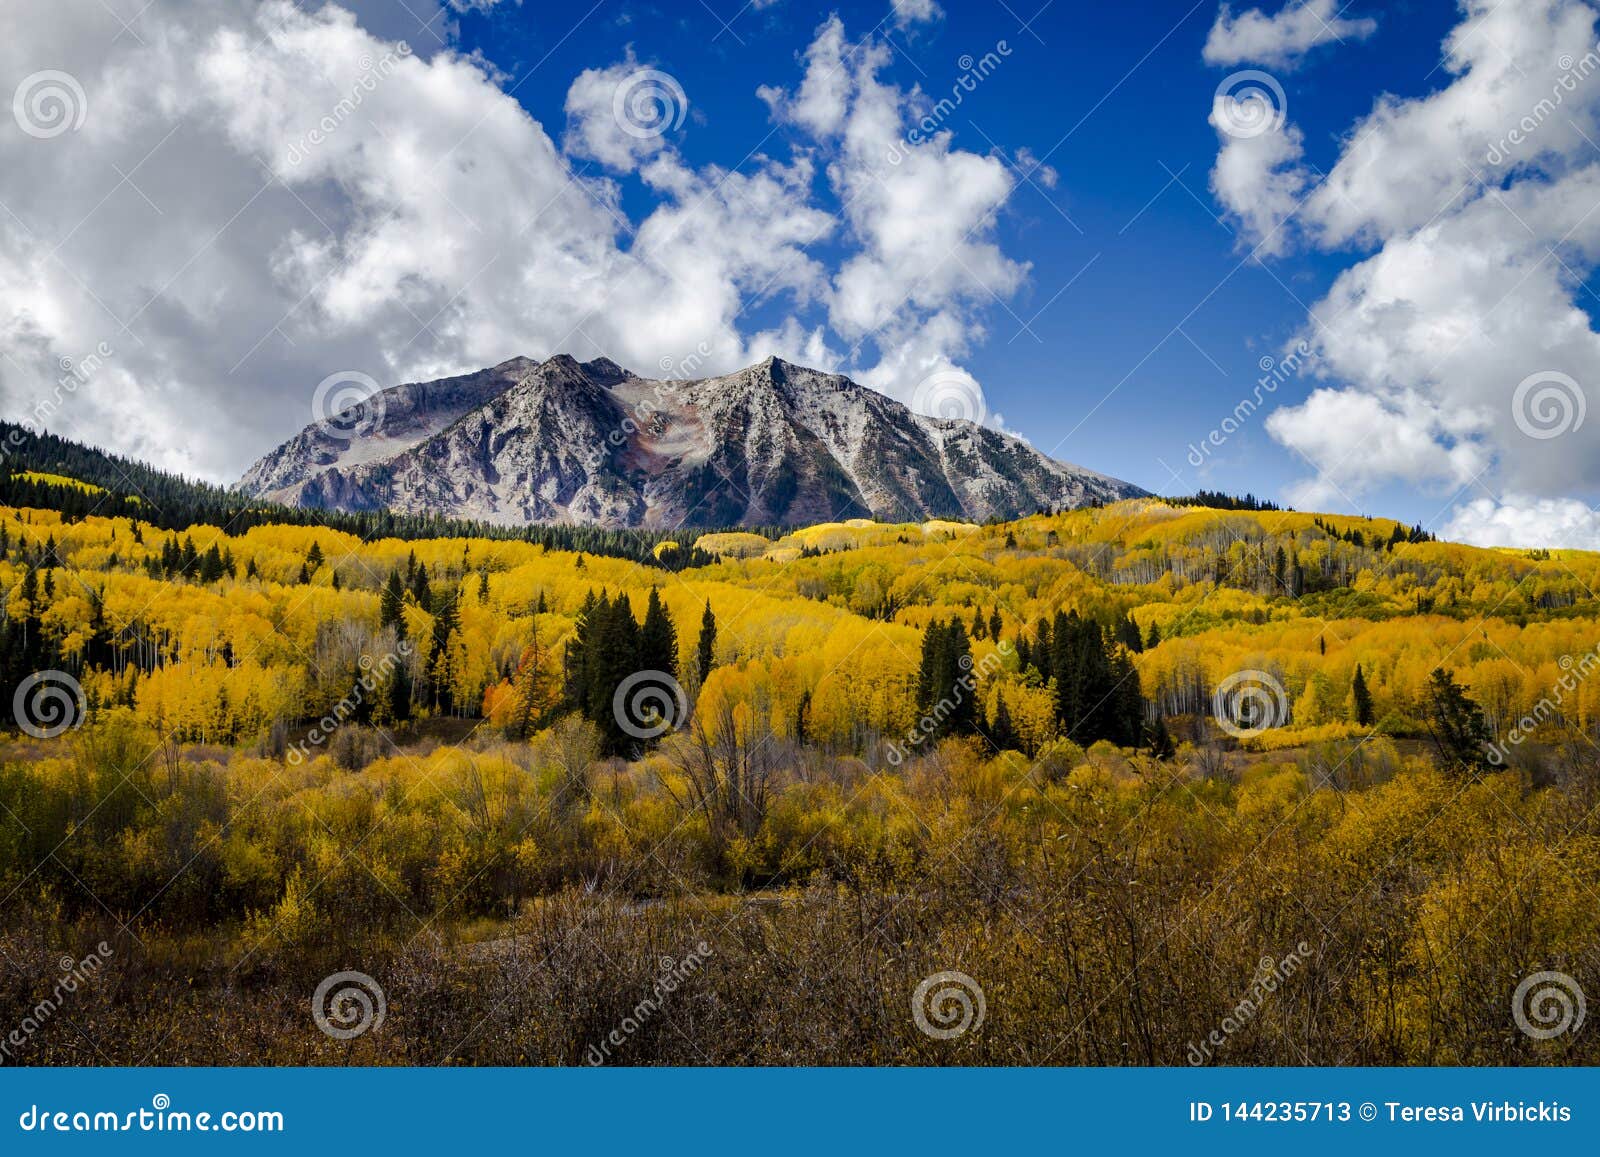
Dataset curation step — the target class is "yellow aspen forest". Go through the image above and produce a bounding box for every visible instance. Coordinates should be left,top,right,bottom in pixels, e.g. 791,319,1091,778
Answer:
2,490,1599,1064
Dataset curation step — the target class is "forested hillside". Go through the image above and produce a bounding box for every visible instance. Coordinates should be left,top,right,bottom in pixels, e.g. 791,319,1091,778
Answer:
0,483,1587,755
1,477,1597,1065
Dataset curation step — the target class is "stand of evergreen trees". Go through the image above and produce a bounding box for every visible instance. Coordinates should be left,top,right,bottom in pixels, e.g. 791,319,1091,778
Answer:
562,589,687,755
913,609,1146,753
914,618,979,741
1168,490,1284,512
1013,610,1145,748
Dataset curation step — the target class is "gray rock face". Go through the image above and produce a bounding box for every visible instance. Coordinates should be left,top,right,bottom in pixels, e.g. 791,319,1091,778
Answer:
238,354,1146,527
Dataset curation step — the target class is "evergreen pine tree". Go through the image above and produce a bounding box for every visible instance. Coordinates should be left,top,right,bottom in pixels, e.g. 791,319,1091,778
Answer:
199,544,225,584
1421,667,1490,773
1033,617,1053,681
639,587,678,679
989,688,1018,752
564,589,598,712
696,599,717,686
1351,664,1375,727
512,617,553,739
385,658,412,723
380,570,406,635
587,593,641,753
1117,615,1143,653
1106,646,1144,747
916,617,978,738
945,618,977,735
428,588,460,714
915,619,945,715
1149,713,1175,759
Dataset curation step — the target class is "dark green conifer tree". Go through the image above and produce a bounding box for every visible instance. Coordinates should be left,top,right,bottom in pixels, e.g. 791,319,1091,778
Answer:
696,599,717,686
639,588,678,679
1351,664,1375,727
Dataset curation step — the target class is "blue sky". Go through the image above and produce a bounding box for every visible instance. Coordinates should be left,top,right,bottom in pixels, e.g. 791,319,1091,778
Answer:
438,0,1460,514
8,0,1600,547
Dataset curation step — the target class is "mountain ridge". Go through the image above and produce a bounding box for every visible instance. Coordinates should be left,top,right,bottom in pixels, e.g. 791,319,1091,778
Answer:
239,354,1147,528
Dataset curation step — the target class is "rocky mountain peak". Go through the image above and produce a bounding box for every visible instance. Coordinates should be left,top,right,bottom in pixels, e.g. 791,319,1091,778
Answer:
239,354,1145,527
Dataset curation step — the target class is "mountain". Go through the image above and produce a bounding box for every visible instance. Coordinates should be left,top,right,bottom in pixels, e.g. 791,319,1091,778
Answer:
238,355,1146,527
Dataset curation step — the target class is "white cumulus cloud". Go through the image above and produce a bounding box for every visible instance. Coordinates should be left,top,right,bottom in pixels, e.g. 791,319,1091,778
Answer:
891,0,942,28
1204,0,1600,547
764,17,1027,409
1204,0,1377,70
1443,495,1600,550
0,2,1030,480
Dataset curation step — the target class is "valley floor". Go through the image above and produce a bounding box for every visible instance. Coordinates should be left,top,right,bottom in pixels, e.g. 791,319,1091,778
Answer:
3,726,1597,1066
